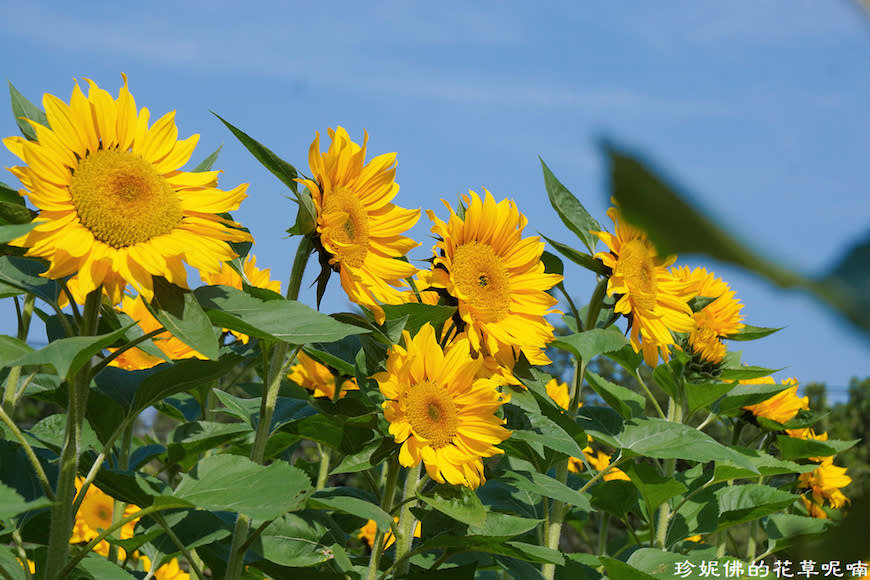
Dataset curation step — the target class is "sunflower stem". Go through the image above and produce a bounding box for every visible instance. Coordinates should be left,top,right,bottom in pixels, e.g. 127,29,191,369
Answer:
655,395,683,550
316,443,331,490
107,421,134,564
43,289,101,580
366,458,400,580
226,239,311,580
393,462,421,577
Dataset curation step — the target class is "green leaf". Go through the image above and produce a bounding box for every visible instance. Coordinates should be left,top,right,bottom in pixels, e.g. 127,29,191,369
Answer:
0,222,36,243
9,82,47,141
0,336,33,363
418,536,564,565
173,454,312,521
585,370,646,419
762,513,834,546
605,344,644,375
0,546,28,580
502,471,591,511
540,158,601,253
588,479,639,519
308,487,391,531
130,354,244,414
582,415,758,473
718,365,781,381
8,325,131,380
0,481,52,519
606,146,803,288
551,327,628,363
417,485,487,528
651,363,679,399
540,250,564,276
279,413,372,454
194,285,366,344
727,325,782,342
255,511,343,568
776,436,858,460
715,484,796,528
167,421,251,467
0,256,66,306
685,381,740,415
191,144,222,172
715,381,791,415
380,303,457,336
148,278,219,360
468,512,541,539
517,411,587,459
620,462,687,517
74,554,139,579
599,557,657,580
712,447,815,482
330,438,396,474
213,113,299,195
540,235,607,276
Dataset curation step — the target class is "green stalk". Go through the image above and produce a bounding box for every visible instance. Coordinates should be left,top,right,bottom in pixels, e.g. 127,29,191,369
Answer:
655,395,683,550
42,289,101,580
316,443,331,490
366,458,400,580
393,463,421,577
226,237,311,580
4,295,35,415
0,405,54,500
107,422,134,564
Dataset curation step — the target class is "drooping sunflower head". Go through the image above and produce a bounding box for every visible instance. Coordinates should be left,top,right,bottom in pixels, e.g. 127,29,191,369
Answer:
799,457,851,511
3,75,252,304
375,323,511,489
742,378,808,425
287,351,358,400
427,189,562,367
592,206,695,367
672,266,745,365
297,127,420,323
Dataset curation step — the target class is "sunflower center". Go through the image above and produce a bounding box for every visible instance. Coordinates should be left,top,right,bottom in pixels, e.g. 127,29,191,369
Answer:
451,241,510,321
404,380,458,448
321,185,369,267
620,239,658,312
69,149,182,249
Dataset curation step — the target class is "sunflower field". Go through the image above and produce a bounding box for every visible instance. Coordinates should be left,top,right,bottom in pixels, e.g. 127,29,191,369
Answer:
0,77,867,580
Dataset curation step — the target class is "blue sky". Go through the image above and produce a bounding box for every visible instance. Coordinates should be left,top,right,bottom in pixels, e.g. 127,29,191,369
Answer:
2,1,869,401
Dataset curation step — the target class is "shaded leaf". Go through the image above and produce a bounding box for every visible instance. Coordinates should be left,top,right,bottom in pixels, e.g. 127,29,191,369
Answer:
191,144,222,172
540,235,607,276
0,222,36,243
308,487,391,531
9,325,131,380
0,256,66,306
776,436,858,460
148,278,219,360
727,325,782,342
585,370,645,419
502,471,591,511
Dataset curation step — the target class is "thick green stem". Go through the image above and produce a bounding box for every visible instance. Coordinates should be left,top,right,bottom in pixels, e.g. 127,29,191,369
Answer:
107,422,134,564
366,459,400,580
655,396,683,550
316,443,331,490
226,238,311,580
42,289,101,580
393,463,421,577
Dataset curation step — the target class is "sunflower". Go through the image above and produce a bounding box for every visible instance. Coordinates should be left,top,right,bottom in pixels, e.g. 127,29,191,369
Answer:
298,127,420,323
375,323,511,488
108,294,208,370
287,351,358,400
3,76,251,304
742,378,808,425
356,518,421,551
672,266,745,364
584,449,631,482
799,457,851,511
593,206,695,367
427,190,562,366
70,476,138,558
141,556,191,580
200,254,281,343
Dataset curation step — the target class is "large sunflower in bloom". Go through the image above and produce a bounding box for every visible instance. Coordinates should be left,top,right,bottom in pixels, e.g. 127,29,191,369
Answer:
70,476,138,558
427,189,562,366
672,266,745,364
298,127,420,323
3,76,252,304
376,323,511,488
592,206,695,366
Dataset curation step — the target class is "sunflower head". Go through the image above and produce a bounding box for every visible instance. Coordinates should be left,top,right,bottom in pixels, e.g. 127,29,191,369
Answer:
592,206,695,367
672,266,745,365
742,379,808,425
297,127,420,323
288,351,358,400
426,189,562,367
3,75,252,304
375,323,511,488
799,457,851,511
